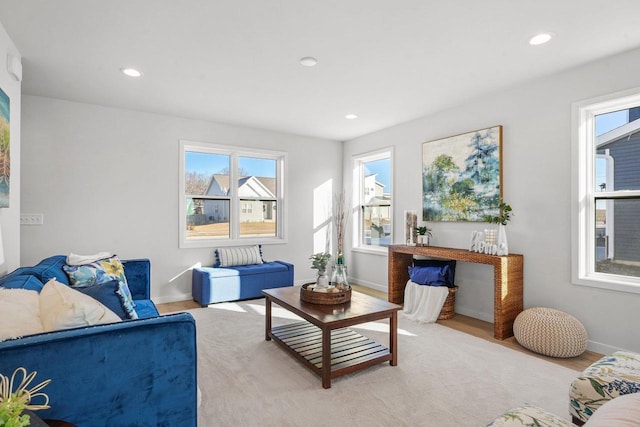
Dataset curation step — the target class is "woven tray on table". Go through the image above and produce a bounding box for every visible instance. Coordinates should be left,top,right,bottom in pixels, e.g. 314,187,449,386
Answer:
438,286,458,320
300,283,352,305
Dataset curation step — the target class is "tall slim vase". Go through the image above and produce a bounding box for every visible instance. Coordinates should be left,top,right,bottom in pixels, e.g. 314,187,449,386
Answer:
497,224,509,255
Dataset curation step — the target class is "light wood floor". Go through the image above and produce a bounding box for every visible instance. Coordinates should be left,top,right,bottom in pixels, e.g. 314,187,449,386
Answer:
157,284,602,372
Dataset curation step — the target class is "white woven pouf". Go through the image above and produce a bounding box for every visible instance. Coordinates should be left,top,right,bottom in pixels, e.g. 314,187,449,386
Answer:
513,307,587,358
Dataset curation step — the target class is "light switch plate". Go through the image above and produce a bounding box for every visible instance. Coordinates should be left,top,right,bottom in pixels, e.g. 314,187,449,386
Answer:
20,213,44,225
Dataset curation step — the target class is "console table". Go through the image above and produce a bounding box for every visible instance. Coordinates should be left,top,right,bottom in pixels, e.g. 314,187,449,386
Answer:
388,245,523,340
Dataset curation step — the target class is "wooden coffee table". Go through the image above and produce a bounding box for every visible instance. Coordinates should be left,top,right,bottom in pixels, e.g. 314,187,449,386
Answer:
262,286,402,388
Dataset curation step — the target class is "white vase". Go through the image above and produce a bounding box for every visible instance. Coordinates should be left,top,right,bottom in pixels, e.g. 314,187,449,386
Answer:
497,224,509,255
316,271,329,288
418,235,429,246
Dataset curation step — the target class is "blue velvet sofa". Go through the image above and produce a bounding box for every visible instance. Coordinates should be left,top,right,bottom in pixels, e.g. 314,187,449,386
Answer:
192,260,294,306
0,255,197,427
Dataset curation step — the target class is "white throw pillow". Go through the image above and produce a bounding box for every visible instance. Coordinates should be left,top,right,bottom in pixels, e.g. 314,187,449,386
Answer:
215,245,263,267
39,279,121,331
0,288,45,341
585,393,640,426
66,251,114,266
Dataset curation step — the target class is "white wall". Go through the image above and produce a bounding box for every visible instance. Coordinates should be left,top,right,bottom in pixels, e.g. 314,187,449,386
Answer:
0,21,21,274
20,96,342,302
344,47,640,354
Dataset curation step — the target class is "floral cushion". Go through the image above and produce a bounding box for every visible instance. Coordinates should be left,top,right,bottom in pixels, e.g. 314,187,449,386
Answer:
62,255,138,319
487,404,574,427
570,351,640,422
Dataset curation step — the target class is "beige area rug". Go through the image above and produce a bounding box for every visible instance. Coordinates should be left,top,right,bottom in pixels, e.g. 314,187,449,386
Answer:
190,299,579,427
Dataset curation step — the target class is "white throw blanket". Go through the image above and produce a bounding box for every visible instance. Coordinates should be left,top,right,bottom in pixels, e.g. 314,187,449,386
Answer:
66,251,114,266
402,279,449,323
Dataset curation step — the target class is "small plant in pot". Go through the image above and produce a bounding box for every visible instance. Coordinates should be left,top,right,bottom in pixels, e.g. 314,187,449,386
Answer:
309,252,331,289
416,226,432,246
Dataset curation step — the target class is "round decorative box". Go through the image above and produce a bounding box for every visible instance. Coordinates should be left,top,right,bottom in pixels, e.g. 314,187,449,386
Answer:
300,283,352,305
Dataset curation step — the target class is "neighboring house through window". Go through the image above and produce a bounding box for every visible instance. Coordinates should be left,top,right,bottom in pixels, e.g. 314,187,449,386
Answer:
353,149,393,252
573,90,640,293
180,140,286,248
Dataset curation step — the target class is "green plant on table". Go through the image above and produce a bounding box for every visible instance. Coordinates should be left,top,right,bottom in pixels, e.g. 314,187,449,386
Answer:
416,226,432,236
483,199,513,226
309,252,331,273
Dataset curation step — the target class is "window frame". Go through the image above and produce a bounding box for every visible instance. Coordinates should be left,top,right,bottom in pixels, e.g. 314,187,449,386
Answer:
572,88,640,294
179,140,287,248
352,148,393,255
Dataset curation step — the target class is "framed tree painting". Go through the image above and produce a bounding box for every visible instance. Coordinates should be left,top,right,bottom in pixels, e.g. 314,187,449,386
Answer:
0,87,9,208
422,125,502,222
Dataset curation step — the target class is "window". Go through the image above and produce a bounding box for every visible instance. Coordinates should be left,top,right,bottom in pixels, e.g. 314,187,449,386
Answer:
573,89,640,293
353,149,393,251
180,140,286,248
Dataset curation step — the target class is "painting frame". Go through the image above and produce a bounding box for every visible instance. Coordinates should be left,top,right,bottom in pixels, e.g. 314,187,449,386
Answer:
0,87,9,208
422,125,502,222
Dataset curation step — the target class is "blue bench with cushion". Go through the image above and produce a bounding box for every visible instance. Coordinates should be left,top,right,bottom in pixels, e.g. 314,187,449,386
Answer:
192,245,294,306
0,255,197,427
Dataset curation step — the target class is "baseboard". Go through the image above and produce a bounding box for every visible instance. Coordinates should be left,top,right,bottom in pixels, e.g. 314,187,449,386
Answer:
349,277,387,293
586,339,623,355
455,305,493,323
153,292,192,304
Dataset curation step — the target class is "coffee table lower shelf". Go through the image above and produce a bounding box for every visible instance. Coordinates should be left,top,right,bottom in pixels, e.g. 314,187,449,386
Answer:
270,321,392,385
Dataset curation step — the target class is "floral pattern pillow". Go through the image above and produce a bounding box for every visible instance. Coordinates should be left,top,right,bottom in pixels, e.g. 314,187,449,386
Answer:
487,405,574,427
63,255,138,319
570,351,640,422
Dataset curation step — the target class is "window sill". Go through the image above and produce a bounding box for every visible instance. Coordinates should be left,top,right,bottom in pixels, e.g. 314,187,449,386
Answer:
180,237,287,249
573,274,640,295
352,246,389,256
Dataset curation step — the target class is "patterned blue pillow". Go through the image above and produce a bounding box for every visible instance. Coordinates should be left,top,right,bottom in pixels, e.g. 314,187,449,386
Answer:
75,279,128,319
62,255,138,319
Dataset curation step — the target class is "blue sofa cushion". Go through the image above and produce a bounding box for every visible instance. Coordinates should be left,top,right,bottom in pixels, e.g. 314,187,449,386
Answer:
34,255,71,284
75,279,128,319
208,262,290,277
0,274,44,291
63,255,138,319
133,299,160,319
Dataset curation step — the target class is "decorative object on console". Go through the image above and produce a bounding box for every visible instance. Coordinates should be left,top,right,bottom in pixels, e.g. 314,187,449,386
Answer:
422,125,502,222
0,87,10,208
0,367,50,427
483,199,513,255
404,210,417,245
416,226,432,246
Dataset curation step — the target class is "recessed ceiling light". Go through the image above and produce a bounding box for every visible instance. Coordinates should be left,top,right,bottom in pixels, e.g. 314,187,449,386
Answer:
299,57,318,67
121,67,143,77
529,33,553,46
345,114,358,119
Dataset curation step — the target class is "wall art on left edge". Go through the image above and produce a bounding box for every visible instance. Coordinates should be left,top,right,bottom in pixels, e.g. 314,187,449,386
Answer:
0,87,9,208
422,125,502,222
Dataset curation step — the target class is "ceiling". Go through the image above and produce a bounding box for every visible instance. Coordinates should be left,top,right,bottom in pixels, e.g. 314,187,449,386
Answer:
2,1,640,141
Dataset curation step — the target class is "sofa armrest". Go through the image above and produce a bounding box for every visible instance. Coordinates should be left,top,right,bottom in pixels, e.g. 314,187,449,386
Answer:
122,258,151,300
0,313,197,427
